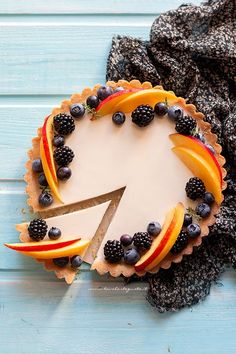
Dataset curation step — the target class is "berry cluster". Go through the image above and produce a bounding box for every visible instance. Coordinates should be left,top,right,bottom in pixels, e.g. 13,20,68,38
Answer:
103,221,162,265
28,218,82,270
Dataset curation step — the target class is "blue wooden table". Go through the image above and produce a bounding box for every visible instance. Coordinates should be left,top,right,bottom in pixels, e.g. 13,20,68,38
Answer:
0,1,236,353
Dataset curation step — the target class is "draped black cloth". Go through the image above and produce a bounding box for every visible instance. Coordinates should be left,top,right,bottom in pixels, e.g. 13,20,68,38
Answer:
106,0,236,312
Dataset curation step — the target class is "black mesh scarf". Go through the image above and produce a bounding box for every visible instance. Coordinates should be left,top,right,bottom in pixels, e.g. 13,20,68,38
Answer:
106,0,236,312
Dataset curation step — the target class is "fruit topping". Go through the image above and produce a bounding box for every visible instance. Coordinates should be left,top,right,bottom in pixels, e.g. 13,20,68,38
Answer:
104,240,124,263
53,257,69,268
154,102,168,116
53,135,65,148
70,103,85,118
114,87,125,93
131,104,155,127
183,213,193,227
5,238,79,252
175,115,196,135
120,234,133,247
38,173,48,187
28,218,48,241
32,158,43,173
133,232,152,251
71,255,83,269
185,177,206,200
38,191,54,207
97,86,113,101
86,95,100,109
203,192,215,205
186,223,201,238
54,146,74,166
57,166,72,181
112,111,126,125
48,227,62,240
171,230,188,254
195,203,211,218
124,248,140,265
53,113,75,136
147,222,161,236
205,144,215,155
167,105,183,121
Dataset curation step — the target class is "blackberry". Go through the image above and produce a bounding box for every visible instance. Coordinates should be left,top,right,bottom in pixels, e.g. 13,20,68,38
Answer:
131,105,155,127
54,146,74,166
104,240,124,263
28,218,48,241
133,232,152,251
53,113,75,136
171,230,188,254
175,115,196,135
185,177,206,200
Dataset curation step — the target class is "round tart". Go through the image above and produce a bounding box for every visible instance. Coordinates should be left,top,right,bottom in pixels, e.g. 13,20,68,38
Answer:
6,80,227,283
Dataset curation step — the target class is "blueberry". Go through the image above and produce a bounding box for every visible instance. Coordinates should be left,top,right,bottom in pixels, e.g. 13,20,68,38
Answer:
120,234,133,247
203,192,215,205
86,95,100,109
71,255,83,269
112,111,126,125
70,103,85,118
53,257,69,268
38,173,48,187
57,166,72,181
154,102,168,116
167,106,183,121
124,248,140,265
195,203,211,218
147,221,161,236
38,192,54,207
53,135,65,147
205,144,215,155
114,87,125,93
48,227,61,240
195,133,205,143
187,223,201,238
32,158,43,173
183,213,193,227
97,86,113,101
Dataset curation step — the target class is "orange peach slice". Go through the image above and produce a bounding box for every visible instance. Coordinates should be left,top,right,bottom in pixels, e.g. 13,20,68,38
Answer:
135,202,184,272
95,89,141,116
113,89,178,113
41,115,57,183
40,139,63,203
172,147,223,204
5,238,80,252
170,134,223,186
19,239,90,259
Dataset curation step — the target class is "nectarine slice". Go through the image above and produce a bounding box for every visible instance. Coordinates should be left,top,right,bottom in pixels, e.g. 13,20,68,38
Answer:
172,146,222,204
5,238,80,252
96,89,141,116
135,206,176,272
40,139,63,203
170,134,223,186
113,89,178,113
42,115,57,183
20,239,90,259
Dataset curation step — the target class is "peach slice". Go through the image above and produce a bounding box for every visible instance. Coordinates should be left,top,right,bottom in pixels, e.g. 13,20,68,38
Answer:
170,134,223,186
5,238,80,252
96,89,141,116
172,147,223,204
40,139,63,203
19,239,90,259
113,89,178,113
135,203,184,272
41,115,57,183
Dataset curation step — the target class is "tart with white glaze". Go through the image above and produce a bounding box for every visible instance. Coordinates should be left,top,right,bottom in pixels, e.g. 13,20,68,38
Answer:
5,80,227,283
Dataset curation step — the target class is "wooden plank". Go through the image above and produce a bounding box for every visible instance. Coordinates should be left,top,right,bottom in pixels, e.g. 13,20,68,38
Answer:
0,270,235,354
0,21,153,95
0,0,202,15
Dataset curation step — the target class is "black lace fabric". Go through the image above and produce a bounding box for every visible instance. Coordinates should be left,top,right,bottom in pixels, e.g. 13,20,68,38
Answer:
106,0,236,312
